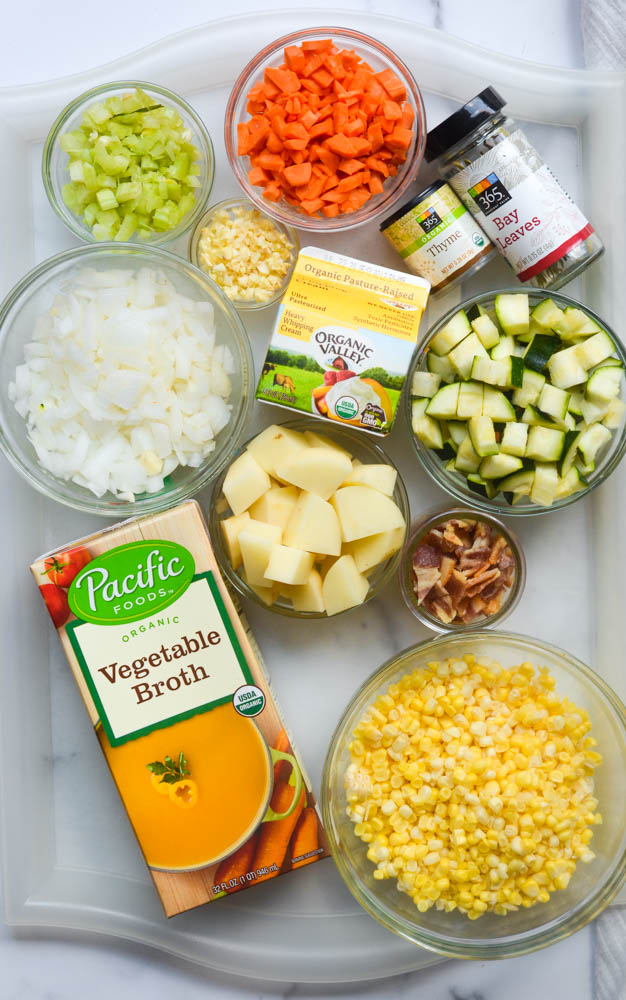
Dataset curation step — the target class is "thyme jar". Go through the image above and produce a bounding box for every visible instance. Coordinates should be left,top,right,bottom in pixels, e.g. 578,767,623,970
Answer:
425,87,604,290
379,180,495,294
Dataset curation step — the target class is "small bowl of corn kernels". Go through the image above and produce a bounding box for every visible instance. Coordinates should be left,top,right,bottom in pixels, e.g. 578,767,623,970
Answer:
189,197,298,310
321,631,626,958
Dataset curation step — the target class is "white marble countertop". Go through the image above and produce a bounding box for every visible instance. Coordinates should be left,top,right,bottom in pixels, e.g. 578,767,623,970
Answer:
0,1,619,998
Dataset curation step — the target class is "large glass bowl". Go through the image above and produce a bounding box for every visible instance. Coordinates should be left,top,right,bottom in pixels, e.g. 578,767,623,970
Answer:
42,80,215,246
0,244,254,516
405,289,626,516
322,631,626,959
208,417,410,617
224,27,426,233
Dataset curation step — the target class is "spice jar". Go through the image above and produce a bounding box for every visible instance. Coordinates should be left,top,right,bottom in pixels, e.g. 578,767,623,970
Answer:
379,180,495,294
425,87,604,290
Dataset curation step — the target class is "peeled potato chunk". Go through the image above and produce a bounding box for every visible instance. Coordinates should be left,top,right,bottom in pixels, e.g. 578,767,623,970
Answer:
247,424,309,479
238,521,282,587
249,485,298,530
284,492,342,556
223,451,271,515
341,463,397,496
322,555,369,616
264,543,315,585
289,569,326,613
245,579,281,606
345,526,405,574
275,448,352,501
220,511,251,570
303,430,352,459
331,486,406,542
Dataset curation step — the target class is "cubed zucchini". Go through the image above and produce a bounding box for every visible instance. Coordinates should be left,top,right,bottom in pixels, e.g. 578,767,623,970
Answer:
577,423,612,465
585,366,622,404
530,463,559,506
457,381,484,419
468,416,498,457
449,332,489,379
482,386,516,421
429,310,472,355
425,382,461,419
479,453,524,479
512,368,546,407
471,313,500,349
411,370,441,398
547,345,588,389
494,293,529,336
524,335,560,372
455,435,482,473
500,421,529,457
427,351,456,382
531,298,565,332
413,413,444,449
575,330,615,370
537,383,570,421
525,425,566,462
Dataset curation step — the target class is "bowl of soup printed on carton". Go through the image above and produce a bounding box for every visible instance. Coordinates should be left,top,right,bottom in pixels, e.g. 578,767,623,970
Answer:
31,500,328,916
256,247,430,436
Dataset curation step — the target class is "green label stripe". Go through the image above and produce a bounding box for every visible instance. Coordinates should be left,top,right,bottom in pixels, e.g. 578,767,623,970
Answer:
398,204,467,258
66,571,254,747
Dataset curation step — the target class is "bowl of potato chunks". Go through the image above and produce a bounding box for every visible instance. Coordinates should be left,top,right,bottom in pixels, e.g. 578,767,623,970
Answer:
209,418,410,617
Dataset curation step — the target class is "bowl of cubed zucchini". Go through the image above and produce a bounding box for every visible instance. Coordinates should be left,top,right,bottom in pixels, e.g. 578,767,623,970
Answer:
406,289,626,514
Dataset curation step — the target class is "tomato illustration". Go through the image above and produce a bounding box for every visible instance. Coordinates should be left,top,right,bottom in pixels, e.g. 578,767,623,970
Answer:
40,584,70,628
43,546,91,587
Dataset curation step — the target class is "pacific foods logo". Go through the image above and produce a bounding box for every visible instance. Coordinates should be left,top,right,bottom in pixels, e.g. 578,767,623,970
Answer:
68,540,195,625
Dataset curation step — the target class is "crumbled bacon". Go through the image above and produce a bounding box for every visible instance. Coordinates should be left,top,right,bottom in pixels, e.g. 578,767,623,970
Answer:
411,517,517,625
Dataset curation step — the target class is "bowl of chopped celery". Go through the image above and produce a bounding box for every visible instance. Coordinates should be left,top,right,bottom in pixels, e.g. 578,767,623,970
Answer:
405,288,626,515
42,81,214,245
322,631,626,958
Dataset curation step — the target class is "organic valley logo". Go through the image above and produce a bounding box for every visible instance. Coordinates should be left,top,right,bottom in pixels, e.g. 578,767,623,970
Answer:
68,540,195,625
313,325,375,370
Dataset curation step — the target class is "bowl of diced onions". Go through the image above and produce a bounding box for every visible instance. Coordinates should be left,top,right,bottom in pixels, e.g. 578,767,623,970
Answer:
322,631,626,958
0,244,254,515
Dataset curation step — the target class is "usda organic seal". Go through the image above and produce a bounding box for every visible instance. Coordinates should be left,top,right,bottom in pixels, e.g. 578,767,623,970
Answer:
233,684,266,718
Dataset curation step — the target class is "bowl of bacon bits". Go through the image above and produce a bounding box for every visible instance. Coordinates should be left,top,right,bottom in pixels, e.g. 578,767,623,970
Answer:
399,507,525,632
224,27,426,231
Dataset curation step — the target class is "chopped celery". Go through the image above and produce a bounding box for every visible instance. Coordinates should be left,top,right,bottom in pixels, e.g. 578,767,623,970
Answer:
58,87,201,240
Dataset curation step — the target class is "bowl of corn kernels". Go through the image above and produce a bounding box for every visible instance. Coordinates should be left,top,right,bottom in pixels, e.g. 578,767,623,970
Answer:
321,631,626,958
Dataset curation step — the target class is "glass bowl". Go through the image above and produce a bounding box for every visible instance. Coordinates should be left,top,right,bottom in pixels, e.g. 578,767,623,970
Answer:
224,27,426,232
405,288,626,516
0,243,254,516
208,417,410,617
322,630,626,959
188,197,299,311
399,506,526,632
42,80,215,246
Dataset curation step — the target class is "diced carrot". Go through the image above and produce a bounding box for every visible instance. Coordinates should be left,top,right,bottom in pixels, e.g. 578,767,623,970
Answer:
283,137,308,150
300,78,321,95
368,172,384,194
248,166,269,186
236,122,251,156
262,182,282,202
265,66,301,94
323,53,346,78
290,149,306,164
350,66,373,92
266,130,284,153
256,151,285,172
299,175,326,201
345,118,365,137
375,69,406,102
349,136,371,156
322,202,340,217
322,172,340,192
385,125,413,151
301,38,333,52
299,197,326,214
317,146,340,172
300,109,319,130
367,122,384,152
283,162,312,187
283,122,309,140
332,101,349,132
364,76,386,101
337,157,364,175
388,164,398,176
365,155,389,177
325,134,357,157
302,54,323,77
337,170,370,193
321,188,345,204
383,100,402,121
401,101,415,127
312,68,334,89
309,118,333,138
284,45,306,73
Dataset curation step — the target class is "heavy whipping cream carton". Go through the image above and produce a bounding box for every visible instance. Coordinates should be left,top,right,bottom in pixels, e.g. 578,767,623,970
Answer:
256,247,430,436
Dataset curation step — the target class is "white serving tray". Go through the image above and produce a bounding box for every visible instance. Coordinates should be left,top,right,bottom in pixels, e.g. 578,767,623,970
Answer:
1,8,625,985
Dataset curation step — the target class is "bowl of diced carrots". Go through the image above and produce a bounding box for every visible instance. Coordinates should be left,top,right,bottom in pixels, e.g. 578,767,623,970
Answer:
225,27,426,230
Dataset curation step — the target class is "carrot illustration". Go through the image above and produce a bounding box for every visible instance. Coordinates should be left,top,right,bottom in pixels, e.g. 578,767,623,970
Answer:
290,807,319,869
215,832,259,894
272,728,291,784
251,780,305,883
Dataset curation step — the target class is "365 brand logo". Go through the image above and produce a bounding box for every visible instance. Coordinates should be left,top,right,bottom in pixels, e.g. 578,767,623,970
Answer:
68,540,195,625
469,172,512,217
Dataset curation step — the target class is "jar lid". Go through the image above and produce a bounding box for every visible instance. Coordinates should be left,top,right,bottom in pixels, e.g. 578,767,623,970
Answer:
379,179,446,231
424,87,506,161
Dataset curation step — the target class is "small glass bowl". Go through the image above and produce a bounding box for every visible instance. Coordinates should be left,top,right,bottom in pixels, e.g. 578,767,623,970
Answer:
0,244,254,516
322,631,626,959
208,417,410,617
42,80,215,246
188,198,299,311
224,27,426,232
399,506,526,632
405,288,626,516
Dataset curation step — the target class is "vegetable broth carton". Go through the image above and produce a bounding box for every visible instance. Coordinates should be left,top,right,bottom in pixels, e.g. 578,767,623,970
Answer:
31,500,328,917
257,246,430,435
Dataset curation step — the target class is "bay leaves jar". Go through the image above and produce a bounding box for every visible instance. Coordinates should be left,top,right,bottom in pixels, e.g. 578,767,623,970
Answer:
424,87,604,290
